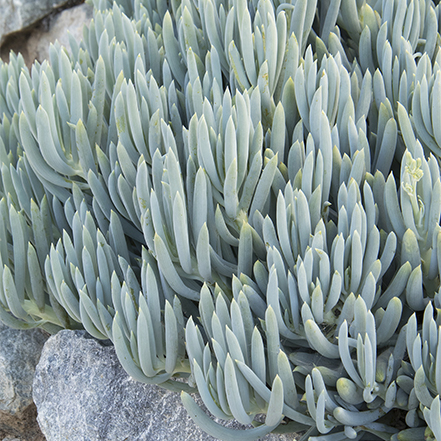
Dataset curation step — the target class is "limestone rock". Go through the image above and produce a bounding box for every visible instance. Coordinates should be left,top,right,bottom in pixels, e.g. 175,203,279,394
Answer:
34,330,298,441
0,0,70,45
0,324,48,440
26,3,93,64
0,1,93,69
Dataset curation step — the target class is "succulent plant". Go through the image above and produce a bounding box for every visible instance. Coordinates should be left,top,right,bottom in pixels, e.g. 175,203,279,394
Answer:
2,0,441,439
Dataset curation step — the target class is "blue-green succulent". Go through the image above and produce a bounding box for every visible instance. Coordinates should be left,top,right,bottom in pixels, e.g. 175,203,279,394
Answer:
2,0,441,439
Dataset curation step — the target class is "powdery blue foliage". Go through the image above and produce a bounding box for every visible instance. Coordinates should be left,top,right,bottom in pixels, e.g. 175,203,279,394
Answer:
1,0,441,439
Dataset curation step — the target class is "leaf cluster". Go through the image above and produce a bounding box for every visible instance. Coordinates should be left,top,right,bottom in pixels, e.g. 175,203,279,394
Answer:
2,0,441,439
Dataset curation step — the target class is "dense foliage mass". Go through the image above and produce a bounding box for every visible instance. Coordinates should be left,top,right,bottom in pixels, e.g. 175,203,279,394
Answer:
2,0,441,439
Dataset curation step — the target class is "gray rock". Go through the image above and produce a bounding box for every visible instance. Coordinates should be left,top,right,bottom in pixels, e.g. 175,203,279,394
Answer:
0,0,70,45
33,330,299,441
0,323,48,440
26,3,93,64
0,1,92,69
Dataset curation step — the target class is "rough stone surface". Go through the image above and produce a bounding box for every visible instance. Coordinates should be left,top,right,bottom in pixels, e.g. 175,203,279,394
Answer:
26,3,93,63
0,323,48,440
34,330,299,441
0,1,92,69
0,0,70,45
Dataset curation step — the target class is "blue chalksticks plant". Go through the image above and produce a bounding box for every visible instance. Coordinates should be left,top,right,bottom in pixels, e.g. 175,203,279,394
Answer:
2,0,441,439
